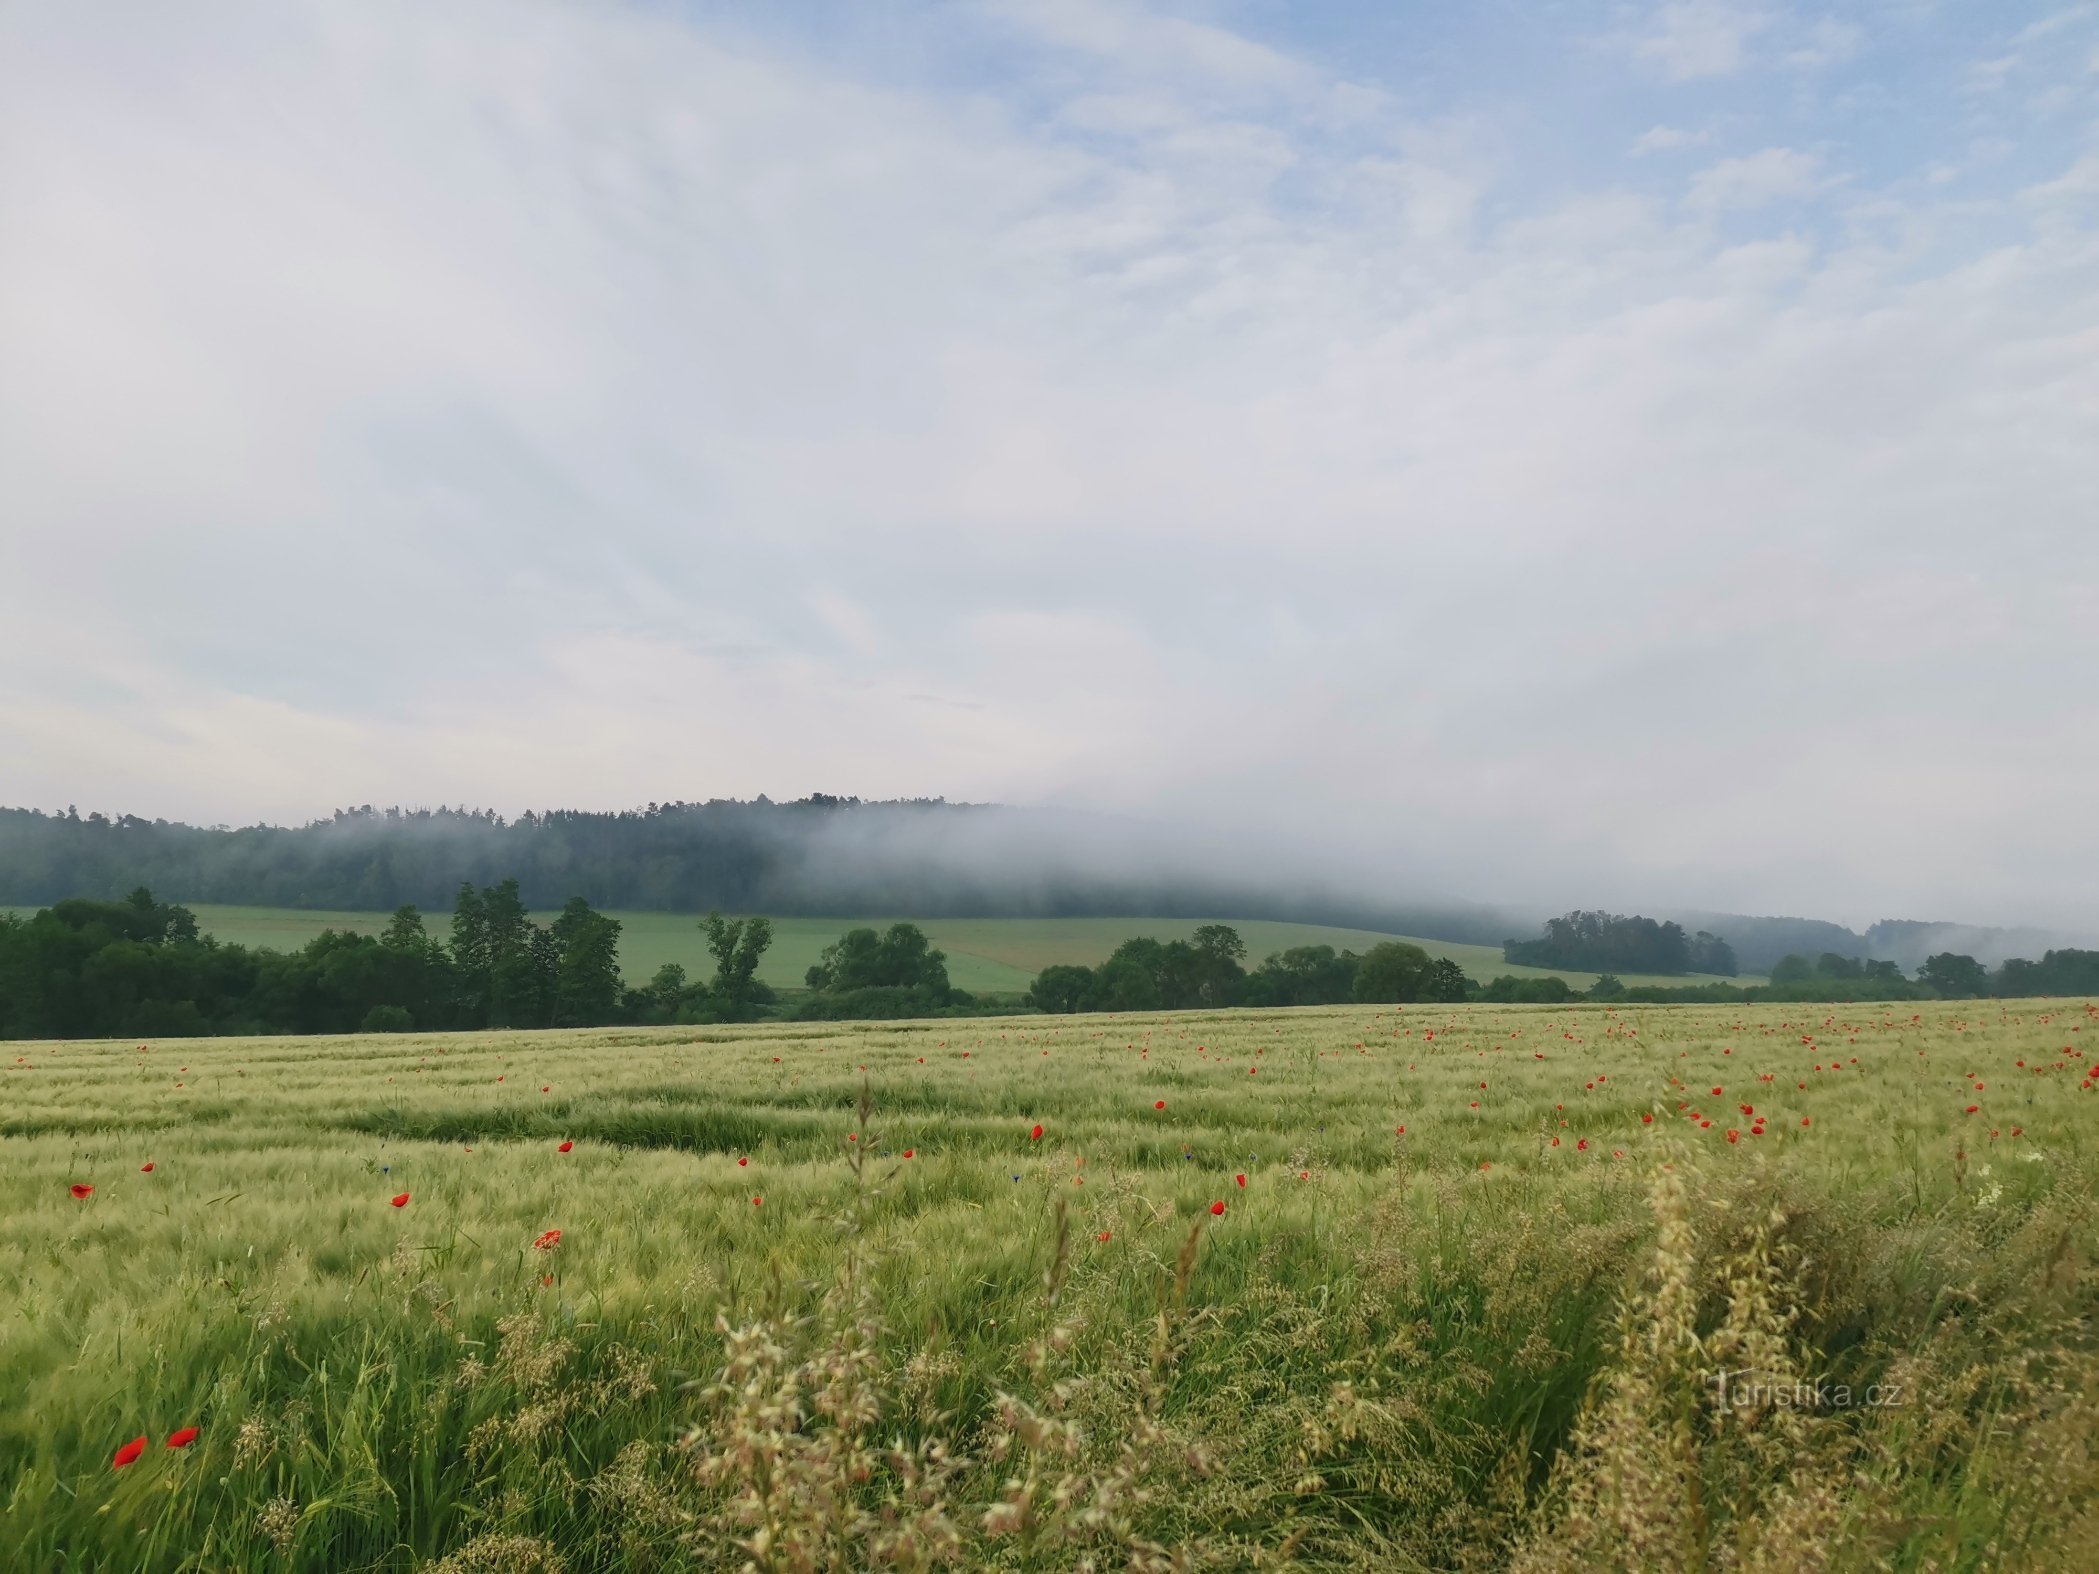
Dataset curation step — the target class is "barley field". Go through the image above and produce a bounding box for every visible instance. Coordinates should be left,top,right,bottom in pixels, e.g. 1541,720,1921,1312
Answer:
3,1000,2094,1570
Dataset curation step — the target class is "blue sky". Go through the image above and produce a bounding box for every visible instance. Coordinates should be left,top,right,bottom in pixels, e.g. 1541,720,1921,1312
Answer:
1,0,2095,927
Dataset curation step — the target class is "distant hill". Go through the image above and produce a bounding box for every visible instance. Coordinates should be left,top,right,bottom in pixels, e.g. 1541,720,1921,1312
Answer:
1667,910,2082,974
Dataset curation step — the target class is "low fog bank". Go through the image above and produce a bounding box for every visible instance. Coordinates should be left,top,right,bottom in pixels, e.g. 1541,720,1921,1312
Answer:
767,803,1534,944
1,799,2086,973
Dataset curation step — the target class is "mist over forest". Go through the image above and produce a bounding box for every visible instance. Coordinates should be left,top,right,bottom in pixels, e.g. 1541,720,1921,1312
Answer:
1,798,2079,975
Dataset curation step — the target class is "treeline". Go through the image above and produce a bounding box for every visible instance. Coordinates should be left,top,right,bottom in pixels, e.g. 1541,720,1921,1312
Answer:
0,886,1014,1040
0,885,649,1039
8,891,2095,1041
1026,931,1473,1012
1590,947,2099,1004
1505,911,1739,976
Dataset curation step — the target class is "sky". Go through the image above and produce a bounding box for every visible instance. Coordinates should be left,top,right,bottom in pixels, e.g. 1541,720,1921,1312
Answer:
2,0,2096,930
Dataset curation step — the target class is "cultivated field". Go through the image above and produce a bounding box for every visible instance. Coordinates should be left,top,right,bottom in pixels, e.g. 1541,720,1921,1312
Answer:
3,1000,2094,1569
1,905,1759,992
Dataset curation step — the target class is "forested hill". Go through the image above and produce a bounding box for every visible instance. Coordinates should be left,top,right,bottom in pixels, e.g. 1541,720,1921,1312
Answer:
0,800,1519,942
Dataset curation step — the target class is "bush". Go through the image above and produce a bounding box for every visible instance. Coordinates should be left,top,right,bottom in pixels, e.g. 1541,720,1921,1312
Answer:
360,1004,414,1033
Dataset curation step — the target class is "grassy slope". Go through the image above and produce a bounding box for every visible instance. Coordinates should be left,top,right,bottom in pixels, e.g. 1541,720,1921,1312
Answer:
1,1000,2093,1568
5,904,1759,992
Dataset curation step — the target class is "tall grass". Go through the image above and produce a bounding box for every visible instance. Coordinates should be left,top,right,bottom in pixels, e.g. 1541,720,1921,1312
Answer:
2,1001,2094,1567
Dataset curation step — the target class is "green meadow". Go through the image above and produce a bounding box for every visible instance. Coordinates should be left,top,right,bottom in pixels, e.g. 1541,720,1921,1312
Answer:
2,998,2093,1568
2,905,1758,994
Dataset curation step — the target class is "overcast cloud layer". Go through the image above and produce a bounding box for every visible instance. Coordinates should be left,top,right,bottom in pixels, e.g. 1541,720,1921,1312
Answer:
3,0,2096,930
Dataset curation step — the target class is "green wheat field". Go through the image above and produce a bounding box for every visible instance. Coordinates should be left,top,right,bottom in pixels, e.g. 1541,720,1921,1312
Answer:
3,999,2094,1569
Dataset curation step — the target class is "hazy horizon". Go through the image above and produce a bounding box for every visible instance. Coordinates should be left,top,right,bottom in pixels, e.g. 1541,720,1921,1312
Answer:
6,794,2091,949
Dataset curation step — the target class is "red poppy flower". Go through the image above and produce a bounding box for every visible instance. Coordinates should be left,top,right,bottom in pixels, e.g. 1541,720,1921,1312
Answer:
1965,1104,1979,1114
903,1148,915,1159
1154,1100,1166,1110
751,1195,762,1207
533,1229,561,1251
737,1156,748,1167
390,1192,410,1207
1098,1231,1111,1242
557,1140,574,1153
112,1436,148,1469
1235,1173,1247,1187
1209,1200,1226,1216
69,1184,92,1199
140,1162,154,1173
1641,1113,1654,1124
166,1427,199,1449
1801,1116,1811,1127
1030,1124,1043,1140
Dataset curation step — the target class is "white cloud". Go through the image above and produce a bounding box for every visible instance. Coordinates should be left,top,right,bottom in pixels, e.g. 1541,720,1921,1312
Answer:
1685,146,1823,209
1628,1,1773,80
1787,18,1865,69
1630,123,1710,155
